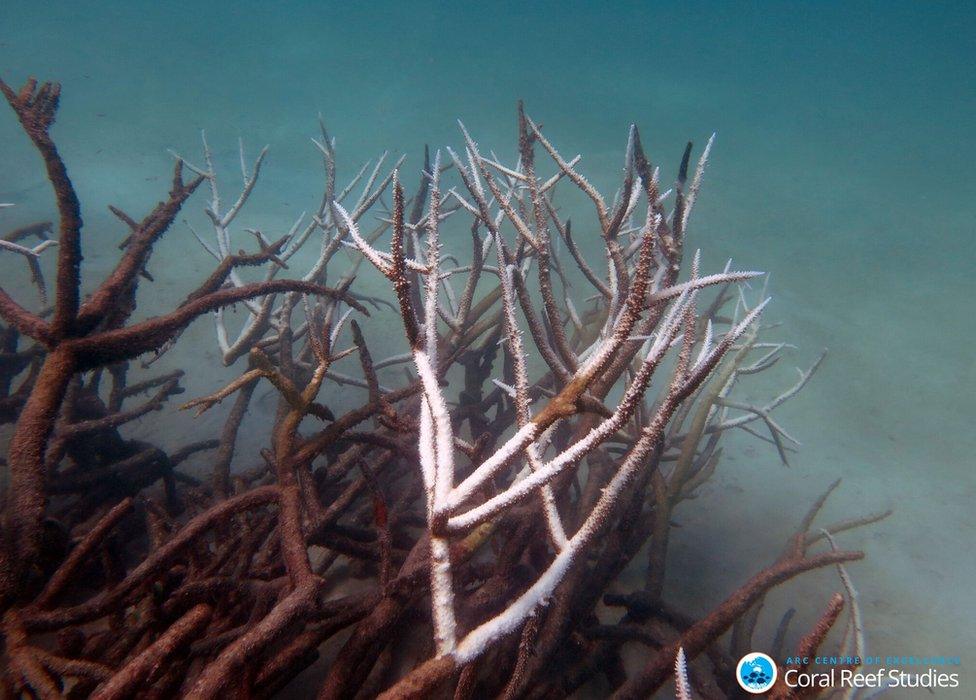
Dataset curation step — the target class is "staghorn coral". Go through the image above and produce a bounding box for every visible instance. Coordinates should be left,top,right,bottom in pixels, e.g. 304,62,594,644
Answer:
0,78,888,698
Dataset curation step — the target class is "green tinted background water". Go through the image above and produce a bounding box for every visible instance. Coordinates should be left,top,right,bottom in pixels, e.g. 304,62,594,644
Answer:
2,2,973,696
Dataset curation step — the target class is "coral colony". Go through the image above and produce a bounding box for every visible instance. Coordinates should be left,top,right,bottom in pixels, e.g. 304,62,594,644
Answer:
0,78,889,698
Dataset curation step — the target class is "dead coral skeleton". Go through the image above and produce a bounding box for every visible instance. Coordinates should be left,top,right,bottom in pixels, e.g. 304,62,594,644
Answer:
0,79,887,699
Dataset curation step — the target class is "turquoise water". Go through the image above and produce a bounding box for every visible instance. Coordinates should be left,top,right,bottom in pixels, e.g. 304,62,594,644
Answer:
2,1,974,696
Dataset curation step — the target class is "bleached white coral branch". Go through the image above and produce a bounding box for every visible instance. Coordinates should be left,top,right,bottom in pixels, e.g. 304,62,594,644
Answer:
675,647,693,700
682,132,715,231
0,237,57,303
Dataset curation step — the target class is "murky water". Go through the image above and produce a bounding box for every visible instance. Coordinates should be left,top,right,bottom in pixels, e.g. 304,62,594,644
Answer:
2,1,973,696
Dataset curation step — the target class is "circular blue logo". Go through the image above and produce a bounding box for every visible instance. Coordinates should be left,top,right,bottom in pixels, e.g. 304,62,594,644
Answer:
736,652,778,694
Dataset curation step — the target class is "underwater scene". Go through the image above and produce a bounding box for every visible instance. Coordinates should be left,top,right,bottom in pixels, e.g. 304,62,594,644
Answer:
0,1,973,697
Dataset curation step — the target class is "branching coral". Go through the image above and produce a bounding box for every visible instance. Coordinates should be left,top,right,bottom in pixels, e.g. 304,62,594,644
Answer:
0,78,888,698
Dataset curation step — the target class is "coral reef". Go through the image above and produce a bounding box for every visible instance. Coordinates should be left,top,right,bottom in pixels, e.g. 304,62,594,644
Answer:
0,79,889,698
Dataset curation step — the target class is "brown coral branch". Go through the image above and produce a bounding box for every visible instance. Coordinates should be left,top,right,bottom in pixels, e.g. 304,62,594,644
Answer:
0,78,81,340
796,592,845,662
75,163,205,333
34,497,134,608
613,550,864,698
90,603,213,700
67,279,364,370
0,290,51,345
23,485,278,631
